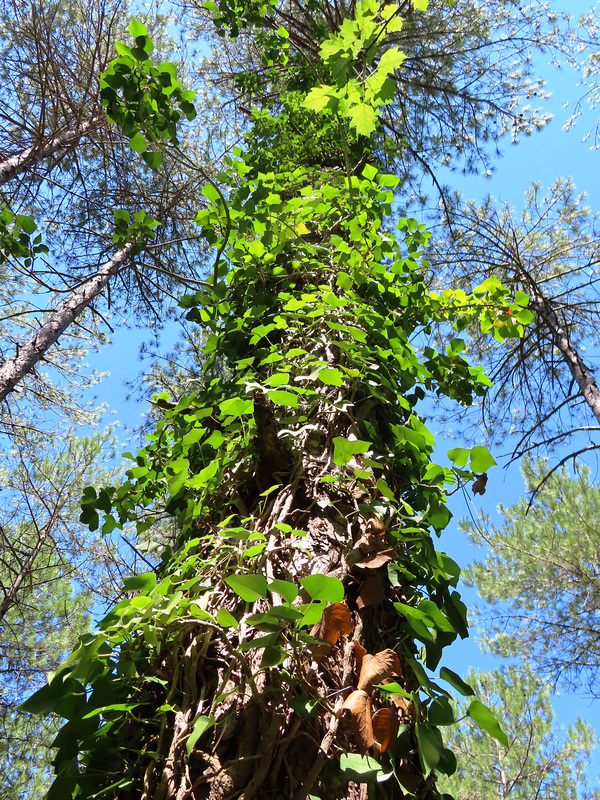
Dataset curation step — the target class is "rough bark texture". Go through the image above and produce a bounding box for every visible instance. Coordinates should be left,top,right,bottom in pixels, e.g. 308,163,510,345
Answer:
129,387,439,800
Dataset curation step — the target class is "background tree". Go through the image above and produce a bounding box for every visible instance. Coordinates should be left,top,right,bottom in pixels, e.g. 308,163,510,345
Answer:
0,428,157,800
438,665,600,800
428,178,600,467
459,460,600,700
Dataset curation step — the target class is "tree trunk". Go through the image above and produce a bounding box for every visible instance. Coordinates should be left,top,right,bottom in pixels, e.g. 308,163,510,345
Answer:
0,117,104,186
0,189,186,402
515,263,600,426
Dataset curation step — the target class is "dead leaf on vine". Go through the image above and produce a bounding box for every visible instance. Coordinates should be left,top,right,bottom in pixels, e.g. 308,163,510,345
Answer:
354,548,397,570
336,689,374,754
354,640,367,679
356,533,388,554
356,575,385,610
380,680,415,717
372,707,399,754
358,649,403,693
309,603,354,658
472,473,488,495
365,514,386,536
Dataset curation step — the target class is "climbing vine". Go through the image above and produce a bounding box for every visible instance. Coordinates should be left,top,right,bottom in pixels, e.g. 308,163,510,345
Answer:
23,4,532,799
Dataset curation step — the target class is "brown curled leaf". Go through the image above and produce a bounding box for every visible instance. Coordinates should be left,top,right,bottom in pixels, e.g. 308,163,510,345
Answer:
358,649,403,693
365,514,386,535
356,575,385,610
354,548,397,570
336,689,374,755
356,533,389,554
354,640,367,680
309,603,354,658
372,707,399,754
472,473,488,495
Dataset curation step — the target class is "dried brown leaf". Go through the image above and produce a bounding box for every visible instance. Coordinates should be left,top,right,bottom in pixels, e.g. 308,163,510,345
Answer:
366,515,386,535
309,603,354,658
353,548,397,570
356,533,388,554
354,641,367,679
337,690,374,755
358,649,403,693
372,707,399,754
472,473,488,495
356,575,385,610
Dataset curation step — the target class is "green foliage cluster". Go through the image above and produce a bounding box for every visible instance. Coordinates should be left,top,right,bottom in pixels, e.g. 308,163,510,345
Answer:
100,21,197,170
0,208,48,268
21,3,534,797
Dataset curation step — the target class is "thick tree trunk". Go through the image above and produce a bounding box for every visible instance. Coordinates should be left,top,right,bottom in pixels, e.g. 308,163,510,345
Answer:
0,117,104,186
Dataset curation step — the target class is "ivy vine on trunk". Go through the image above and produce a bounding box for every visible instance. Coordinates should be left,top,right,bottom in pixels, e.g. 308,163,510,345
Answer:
22,4,528,798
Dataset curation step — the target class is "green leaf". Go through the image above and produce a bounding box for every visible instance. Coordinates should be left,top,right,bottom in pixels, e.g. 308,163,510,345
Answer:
339,753,384,784
347,102,379,136
266,605,304,621
415,722,443,776
336,271,353,290
17,214,36,234
128,20,148,38
319,367,343,386
142,150,163,169
469,445,496,473
268,389,298,407
261,645,286,667
377,47,405,75
467,700,509,747
514,290,530,306
303,85,337,113
376,681,412,699
333,437,371,466
439,667,475,696
219,397,254,417
186,715,215,756
447,447,469,467
225,574,268,601
128,132,148,153
290,695,322,717
300,574,344,603
269,579,298,603
123,572,156,593
202,183,221,203
428,696,455,726
216,608,238,629
19,674,84,715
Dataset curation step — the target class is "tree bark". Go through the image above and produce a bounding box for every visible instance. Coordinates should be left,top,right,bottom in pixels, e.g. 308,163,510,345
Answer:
0,117,104,186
